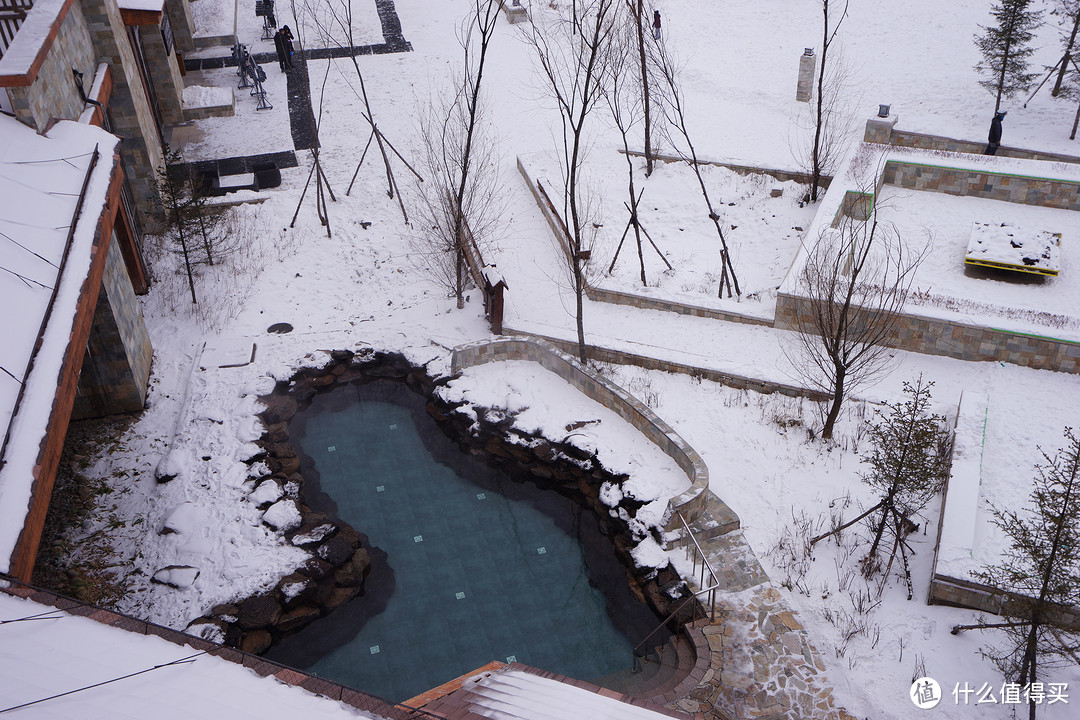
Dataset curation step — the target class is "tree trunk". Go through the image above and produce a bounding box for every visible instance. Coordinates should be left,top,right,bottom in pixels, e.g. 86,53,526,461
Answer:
634,0,653,176
996,35,1013,114
822,363,845,439
1052,11,1080,97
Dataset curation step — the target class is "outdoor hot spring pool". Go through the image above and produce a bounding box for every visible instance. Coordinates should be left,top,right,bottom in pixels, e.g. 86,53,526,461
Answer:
265,381,661,703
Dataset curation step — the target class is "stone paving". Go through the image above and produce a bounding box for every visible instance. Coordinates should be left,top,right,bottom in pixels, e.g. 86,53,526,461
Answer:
671,512,857,720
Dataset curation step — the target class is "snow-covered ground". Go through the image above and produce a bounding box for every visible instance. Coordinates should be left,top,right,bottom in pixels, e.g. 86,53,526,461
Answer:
39,0,1080,718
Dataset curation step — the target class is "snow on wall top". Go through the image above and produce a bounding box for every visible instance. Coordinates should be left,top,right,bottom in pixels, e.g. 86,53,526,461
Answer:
0,0,69,82
0,593,379,718
117,0,165,13
0,115,118,573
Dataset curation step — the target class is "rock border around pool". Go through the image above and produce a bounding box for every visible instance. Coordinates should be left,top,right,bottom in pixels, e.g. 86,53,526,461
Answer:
189,348,698,654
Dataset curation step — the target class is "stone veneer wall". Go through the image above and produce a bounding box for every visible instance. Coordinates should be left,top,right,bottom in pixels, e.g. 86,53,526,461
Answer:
137,20,183,125
883,160,1080,211
6,1,97,132
72,234,153,417
502,326,828,402
774,292,1080,374
162,0,195,55
587,286,772,327
451,338,712,527
82,0,166,232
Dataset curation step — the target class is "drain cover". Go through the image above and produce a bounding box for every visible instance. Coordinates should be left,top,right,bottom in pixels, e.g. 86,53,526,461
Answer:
267,322,293,334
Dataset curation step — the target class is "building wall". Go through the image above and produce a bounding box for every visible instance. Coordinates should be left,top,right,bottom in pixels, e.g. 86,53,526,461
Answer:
6,1,97,132
137,21,183,125
72,233,153,418
82,0,166,232
163,0,196,55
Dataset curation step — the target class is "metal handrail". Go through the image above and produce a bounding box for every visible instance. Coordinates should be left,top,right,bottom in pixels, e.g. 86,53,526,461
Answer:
631,510,719,672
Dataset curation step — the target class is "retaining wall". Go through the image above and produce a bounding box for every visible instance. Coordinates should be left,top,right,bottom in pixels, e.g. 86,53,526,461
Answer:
451,337,714,527
774,291,1080,374
883,160,1080,211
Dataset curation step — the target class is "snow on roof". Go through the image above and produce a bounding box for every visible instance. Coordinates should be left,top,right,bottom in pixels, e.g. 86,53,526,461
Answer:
0,593,380,718
0,115,119,573
0,0,69,83
116,0,165,13
458,668,675,719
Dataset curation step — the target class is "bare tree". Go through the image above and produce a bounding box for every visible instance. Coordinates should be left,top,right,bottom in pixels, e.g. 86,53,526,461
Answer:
652,37,741,298
288,0,338,237
602,7,670,286
808,0,849,202
953,428,1080,720
308,0,422,223
412,0,503,308
528,0,617,362
627,0,655,175
786,188,927,440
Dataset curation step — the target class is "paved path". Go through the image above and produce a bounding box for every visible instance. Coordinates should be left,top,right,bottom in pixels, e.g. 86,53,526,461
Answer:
673,523,855,720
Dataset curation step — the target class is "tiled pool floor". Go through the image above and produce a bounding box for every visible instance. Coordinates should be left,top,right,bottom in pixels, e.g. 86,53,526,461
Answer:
266,382,656,702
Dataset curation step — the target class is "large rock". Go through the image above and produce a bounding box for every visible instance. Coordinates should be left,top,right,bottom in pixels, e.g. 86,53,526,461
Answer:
318,533,355,566
324,584,361,611
334,548,371,587
240,629,272,655
237,595,282,630
275,605,321,633
296,557,334,580
260,395,297,424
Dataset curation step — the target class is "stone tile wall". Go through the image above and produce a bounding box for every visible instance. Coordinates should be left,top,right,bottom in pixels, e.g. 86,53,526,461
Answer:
775,291,1080,374
883,160,1080,211
451,337,712,525
82,0,166,231
163,0,196,55
138,21,184,125
72,233,153,418
6,1,97,132
588,286,772,326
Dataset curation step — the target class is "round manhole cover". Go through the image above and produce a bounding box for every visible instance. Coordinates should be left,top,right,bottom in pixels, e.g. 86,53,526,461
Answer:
267,322,294,334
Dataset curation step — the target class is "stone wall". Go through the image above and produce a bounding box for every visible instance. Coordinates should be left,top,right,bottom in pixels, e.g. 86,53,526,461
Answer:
864,117,1080,165
6,1,97,132
587,286,772,327
162,0,196,55
883,160,1080,211
137,20,184,125
775,291,1080,374
82,0,166,231
451,338,712,527
72,234,154,418
502,327,829,402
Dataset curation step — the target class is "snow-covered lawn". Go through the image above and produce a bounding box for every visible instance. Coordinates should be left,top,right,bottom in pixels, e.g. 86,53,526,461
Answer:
36,0,1080,717
878,186,1080,336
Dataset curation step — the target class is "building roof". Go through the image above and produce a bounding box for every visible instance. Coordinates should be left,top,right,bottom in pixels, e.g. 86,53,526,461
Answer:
420,664,685,720
0,592,381,718
0,114,119,573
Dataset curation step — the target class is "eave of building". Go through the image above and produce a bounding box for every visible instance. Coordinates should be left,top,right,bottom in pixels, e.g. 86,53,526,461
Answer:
117,0,164,26
0,117,122,579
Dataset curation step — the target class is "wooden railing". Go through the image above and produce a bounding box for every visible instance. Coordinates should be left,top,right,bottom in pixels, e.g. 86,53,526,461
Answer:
0,0,32,61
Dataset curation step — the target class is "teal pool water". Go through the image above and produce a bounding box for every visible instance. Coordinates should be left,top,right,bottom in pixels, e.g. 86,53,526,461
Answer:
266,382,655,703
